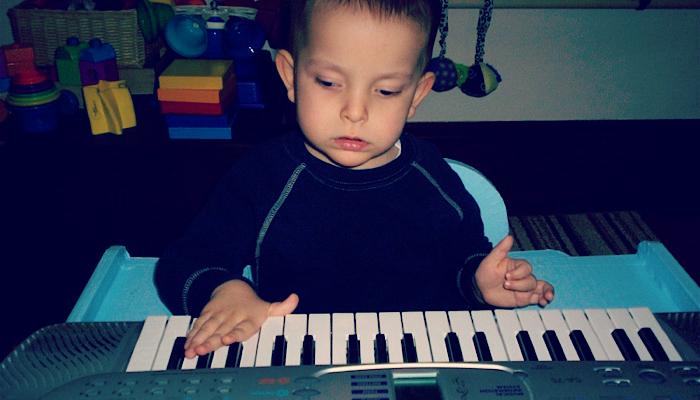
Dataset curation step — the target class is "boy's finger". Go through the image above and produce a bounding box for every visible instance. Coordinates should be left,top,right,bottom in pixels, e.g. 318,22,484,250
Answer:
223,320,260,344
505,261,532,280
192,334,226,357
504,275,537,292
268,293,299,316
483,235,514,263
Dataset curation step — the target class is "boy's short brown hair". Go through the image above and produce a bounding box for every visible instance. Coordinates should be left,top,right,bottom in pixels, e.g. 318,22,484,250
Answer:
287,0,440,72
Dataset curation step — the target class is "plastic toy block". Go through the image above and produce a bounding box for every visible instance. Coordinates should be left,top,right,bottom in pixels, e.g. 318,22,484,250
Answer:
157,81,236,103
165,110,237,127
168,125,234,140
2,43,34,64
158,59,234,90
160,99,233,115
236,80,265,109
56,37,88,86
83,80,136,135
79,39,119,86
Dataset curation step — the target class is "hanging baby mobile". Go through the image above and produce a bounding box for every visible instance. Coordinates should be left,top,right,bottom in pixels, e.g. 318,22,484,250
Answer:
427,0,501,97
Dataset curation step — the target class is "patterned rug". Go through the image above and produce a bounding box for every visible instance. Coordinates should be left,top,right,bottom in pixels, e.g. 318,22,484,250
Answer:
509,211,658,256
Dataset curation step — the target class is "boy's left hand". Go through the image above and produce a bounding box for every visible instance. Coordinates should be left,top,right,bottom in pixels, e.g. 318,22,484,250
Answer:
475,235,555,308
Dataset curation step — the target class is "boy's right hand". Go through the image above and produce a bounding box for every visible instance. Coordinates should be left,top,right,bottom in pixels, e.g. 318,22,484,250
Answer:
184,279,298,358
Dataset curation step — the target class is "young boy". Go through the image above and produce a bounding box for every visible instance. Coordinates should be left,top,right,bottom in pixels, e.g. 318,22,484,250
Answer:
155,0,554,359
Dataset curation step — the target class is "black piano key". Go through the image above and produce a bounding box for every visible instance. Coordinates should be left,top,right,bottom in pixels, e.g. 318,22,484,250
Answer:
347,334,361,364
516,331,538,361
473,332,492,361
167,337,187,370
638,327,669,361
543,330,567,361
401,333,418,363
445,332,464,362
569,330,595,361
224,342,242,368
301,335,315,365
195,352,212,369
374,333,389,363
612,329,640,361
271,335,287,366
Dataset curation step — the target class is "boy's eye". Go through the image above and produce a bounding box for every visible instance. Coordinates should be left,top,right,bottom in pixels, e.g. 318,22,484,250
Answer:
378,89,401,97
315,78,336,88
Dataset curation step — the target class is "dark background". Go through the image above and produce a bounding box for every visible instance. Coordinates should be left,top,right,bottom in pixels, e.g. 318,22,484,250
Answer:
1,86,698,361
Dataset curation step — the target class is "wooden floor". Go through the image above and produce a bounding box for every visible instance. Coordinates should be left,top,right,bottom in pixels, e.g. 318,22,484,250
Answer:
0,114,698,361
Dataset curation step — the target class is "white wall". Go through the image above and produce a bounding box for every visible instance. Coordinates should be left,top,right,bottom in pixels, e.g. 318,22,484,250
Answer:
2,5,698,121
414,8,700,121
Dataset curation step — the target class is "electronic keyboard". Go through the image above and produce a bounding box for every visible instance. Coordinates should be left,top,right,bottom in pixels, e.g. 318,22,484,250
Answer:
1,308,699,399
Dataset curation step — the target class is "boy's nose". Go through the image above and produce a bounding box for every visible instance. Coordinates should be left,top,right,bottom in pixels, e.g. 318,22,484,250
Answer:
340,93,368,123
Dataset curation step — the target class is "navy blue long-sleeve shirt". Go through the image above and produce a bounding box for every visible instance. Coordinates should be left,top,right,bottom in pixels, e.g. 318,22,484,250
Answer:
154,130,493,315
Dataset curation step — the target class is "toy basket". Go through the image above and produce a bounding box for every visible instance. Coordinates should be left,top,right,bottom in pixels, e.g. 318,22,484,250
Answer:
8,4,163,68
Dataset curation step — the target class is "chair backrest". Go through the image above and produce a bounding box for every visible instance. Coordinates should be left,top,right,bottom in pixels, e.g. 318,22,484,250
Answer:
445,158,509,245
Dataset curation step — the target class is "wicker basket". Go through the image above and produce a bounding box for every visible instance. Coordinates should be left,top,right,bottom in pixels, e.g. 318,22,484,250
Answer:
8,6,162,68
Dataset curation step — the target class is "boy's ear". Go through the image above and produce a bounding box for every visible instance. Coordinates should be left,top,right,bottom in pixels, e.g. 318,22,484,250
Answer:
407,71,435,119
275,49,296,103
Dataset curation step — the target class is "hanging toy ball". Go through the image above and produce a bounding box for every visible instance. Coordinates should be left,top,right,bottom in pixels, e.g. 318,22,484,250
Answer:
427,57,458,92
460,62,501,98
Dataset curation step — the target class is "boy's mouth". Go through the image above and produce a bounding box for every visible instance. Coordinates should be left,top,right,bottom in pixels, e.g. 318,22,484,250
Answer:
334,137,368,151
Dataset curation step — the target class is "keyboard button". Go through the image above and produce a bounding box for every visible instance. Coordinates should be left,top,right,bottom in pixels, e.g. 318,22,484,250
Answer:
570,330,595,361
495,310,523,361
347,334,361,364
308,314,331,365
473,332,493,361
638,327,669,361
301,335,315,365
445,332,463,362
401,333,418,363
471,310,507,361
401,312,432,362
629,307,682,361
332,313,354,365
543,330,566,361
283,314,307,366
167,337,186,370
448,311,478,361
539,310,579,361
379,312,404,363
562,309,607,360
425,311,451,362
611,329,640,361
516,331,538,361
375,333,389,363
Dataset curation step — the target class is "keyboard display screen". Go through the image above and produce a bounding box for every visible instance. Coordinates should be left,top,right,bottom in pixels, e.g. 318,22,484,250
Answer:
394,376,443,400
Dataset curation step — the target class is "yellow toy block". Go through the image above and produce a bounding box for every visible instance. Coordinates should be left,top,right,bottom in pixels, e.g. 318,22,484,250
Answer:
158,59,234,90
83,80,136,135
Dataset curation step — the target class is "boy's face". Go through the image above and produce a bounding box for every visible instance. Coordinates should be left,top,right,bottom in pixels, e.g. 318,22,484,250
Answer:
276,6,435,170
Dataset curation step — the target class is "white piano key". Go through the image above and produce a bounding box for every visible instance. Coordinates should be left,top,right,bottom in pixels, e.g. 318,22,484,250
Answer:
401,312,432,362
239,331,260,368
209,345,230,368
284,314,307,366
255,316,284,367
516,310,552,361
539,309,580,361
332,313,355,365
379,312,404,363
584,308,624,361
126,315,168,372
629,307,683,361
494,309,524,361
180,318,199,370
447,311,479,361
151,315,192,371
562,309,608,360
607,308,653,361
308,314,331,365
471,310,508,361
424,311,451,362
355,313,379,364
